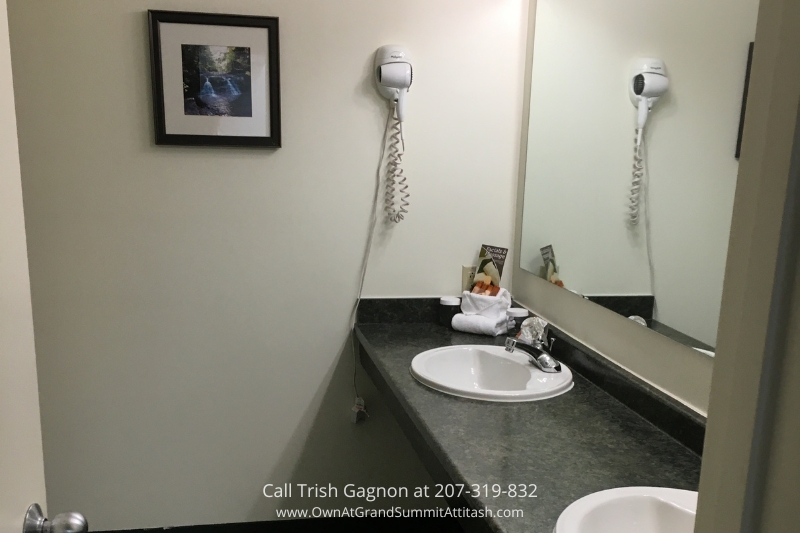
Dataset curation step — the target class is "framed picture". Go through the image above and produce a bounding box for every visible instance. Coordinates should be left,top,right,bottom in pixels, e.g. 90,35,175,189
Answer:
148,10,281,147
735,42,754,159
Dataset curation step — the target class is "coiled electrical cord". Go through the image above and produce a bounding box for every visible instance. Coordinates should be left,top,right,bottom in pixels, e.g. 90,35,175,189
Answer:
627,129,657,299
385,103,409,223
628,132,644,225
349,101,405,398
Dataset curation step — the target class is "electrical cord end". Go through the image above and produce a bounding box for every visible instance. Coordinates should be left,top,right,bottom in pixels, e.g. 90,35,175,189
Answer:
351,397,368,424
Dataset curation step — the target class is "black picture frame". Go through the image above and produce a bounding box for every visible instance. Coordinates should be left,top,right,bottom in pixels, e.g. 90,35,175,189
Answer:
148,10,281,148
735,42,754,159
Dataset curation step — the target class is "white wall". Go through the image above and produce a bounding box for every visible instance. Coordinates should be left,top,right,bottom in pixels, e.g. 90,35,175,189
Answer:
0,0,48,529
520,0,759,346
7,0,527,530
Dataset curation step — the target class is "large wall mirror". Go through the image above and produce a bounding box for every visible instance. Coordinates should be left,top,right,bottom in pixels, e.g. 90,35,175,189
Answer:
520,0,760,351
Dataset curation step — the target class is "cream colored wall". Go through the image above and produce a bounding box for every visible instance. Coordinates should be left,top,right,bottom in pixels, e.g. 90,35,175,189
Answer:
512,0,713,414
519,0,758,347
7,0,527,530
0,0,48,529
695,0,800,528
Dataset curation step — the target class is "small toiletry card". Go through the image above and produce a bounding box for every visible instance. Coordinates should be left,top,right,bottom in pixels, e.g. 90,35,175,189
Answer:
540,244,564,287
471,244,508,295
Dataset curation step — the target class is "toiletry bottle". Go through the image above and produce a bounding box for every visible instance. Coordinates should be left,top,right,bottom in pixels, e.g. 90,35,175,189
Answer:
439,297,461,328
506,308,530,337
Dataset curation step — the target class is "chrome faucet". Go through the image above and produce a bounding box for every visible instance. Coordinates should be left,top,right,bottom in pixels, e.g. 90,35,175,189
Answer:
504,317,562,373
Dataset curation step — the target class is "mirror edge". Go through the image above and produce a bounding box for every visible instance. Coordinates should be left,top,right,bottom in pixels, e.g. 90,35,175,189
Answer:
511,0,712,415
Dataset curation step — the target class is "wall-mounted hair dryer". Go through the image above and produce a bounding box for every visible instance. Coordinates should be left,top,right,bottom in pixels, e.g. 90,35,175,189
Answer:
374,45,413,223
375,45,413,122
629,58,669,147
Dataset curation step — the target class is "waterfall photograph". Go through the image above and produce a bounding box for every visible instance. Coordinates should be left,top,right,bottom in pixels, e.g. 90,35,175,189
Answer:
150,12,280,146
181,44,252,117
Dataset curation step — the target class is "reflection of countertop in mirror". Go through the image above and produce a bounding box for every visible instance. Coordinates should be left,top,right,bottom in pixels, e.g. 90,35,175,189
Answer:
586,295,655,320
582,295,716,352
647,319,715,352
355,322,701,533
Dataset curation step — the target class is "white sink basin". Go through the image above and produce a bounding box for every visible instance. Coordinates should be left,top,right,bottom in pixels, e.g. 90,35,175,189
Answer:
410,345,573,402
555,487,698,533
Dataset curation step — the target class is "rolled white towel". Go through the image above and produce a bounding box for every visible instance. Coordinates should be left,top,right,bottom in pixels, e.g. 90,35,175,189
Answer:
460,288,512,321
451,313,509,337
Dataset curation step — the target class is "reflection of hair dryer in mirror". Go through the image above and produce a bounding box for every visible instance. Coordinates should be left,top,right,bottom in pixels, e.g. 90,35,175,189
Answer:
630,58,669,147
375,45,413,223
627,58,669,226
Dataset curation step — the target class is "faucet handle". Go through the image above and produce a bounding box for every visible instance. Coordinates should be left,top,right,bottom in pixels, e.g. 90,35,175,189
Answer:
504,336,562,373
521,316,549,344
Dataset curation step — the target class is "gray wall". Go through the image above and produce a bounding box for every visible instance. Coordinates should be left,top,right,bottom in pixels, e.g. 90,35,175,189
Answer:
695,0,800,527
7,0,528,529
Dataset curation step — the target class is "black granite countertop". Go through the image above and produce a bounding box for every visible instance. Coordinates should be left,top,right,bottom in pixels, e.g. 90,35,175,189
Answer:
355,323,701,533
